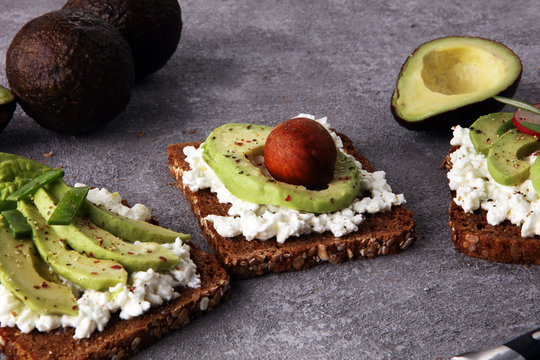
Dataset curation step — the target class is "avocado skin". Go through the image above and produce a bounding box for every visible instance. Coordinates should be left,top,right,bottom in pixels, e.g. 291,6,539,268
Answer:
0,86,16,134
63,0,182,79
391,36,522,131
6,10,135,134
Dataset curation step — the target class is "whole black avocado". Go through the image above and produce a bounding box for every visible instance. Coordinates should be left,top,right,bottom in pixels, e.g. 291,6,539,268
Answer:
63,0,182,79
6,9,135,134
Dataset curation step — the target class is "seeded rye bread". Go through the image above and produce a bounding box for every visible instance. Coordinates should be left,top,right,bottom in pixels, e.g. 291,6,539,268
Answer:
0,241,230,360
168,132,417,278
445,146,540,265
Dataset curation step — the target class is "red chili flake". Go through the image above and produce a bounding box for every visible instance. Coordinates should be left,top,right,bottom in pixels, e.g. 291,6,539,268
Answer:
94,260,100,264
35,181,41,186
10,311,17,317
89,252,94,257
91,272,98,275
159,256,167,262
41,282,48,288
127,251,134,255
110,265,122,269
72,305,78,310
235,142,243,146
246,140,251,143
285,195,291,202
33,285,40,289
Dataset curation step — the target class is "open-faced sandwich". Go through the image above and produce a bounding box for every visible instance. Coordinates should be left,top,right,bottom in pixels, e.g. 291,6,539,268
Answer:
0,153,230,360
168,114,417,278
446,98,540,264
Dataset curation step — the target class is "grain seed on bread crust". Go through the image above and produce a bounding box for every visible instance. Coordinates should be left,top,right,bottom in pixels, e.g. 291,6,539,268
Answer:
0,242,230,360
445,147,540,265
168,133,417,278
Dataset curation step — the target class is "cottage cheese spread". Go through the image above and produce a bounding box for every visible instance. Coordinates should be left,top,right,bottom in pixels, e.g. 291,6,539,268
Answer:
0,187,200,339
182,114,405,243
448,125,540,237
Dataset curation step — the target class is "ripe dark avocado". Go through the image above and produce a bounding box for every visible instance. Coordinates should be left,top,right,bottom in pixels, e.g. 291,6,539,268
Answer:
6,10,135,134
391,36,522,131
63,0,182,79
0,86,16,134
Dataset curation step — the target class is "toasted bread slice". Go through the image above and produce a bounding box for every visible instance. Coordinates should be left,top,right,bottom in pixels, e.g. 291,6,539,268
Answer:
168,133,417,278
445,147,540,265
0,242,230,360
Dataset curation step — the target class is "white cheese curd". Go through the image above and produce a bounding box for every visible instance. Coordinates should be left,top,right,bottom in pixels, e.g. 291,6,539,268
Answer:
75,183,152,222
448,125,540,237
0,192,200,338
182,114,405,243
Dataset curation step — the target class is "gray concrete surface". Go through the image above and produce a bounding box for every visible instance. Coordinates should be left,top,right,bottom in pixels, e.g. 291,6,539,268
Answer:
1,0,539,359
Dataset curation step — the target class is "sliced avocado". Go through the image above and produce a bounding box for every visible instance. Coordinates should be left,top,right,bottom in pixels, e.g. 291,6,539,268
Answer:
202,123,362,213
0,221,77,316
48,181,189,243
391,36,522,130
532,157,540,195
18,199,128,291
469,112,513,155
487,130,540,186
0,85,16,134
32,188,179,273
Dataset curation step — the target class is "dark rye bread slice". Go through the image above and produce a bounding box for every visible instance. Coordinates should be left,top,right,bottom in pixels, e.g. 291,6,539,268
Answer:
0,242,230,360
445,146,540,265
168,133,417,278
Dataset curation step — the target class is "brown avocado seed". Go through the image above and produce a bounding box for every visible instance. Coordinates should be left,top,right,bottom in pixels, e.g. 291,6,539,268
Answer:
264,117,337,188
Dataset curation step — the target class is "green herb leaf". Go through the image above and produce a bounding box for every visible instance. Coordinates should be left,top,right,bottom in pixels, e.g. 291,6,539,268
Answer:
2,209,32,239
6,169,65,201
47,186,89,225
493,96,540,117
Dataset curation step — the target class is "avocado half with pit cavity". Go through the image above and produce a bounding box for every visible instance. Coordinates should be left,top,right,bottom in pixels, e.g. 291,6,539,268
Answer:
391,36,522,130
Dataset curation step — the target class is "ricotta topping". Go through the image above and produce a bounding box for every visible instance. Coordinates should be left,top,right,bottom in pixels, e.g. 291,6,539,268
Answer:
448,125,540,237
0,187,199,339
182,114,405,243
76,184,152,222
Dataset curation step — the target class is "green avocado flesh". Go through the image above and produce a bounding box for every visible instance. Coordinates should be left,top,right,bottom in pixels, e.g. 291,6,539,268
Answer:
391,36,522,127
49,181,189,243
202,123,362,213
0,221,78,316
469,112,513,156
487,130,540,186
32,188,179,273
18,199,128,291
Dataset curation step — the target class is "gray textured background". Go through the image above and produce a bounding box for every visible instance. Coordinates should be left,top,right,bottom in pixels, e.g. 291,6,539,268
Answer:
1,0,539,359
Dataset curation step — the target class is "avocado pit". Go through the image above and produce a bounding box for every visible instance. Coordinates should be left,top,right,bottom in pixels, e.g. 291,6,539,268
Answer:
264,117,337,189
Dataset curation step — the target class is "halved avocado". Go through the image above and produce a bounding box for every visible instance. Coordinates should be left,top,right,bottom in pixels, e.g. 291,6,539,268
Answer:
0,86,16,134
391,36,522,130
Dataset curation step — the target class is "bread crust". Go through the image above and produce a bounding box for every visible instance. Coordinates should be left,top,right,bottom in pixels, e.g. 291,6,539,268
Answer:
168,133,417,278
0,242,230,360
445,147,540,265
